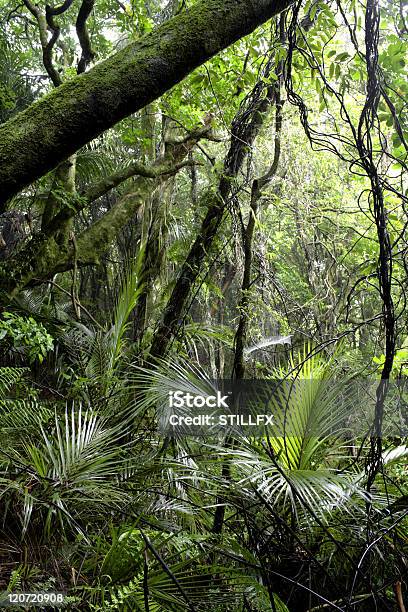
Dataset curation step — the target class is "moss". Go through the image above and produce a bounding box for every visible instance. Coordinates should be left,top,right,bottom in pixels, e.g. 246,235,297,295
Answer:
0,232,70,296
0,0,291,208
76,184,147,264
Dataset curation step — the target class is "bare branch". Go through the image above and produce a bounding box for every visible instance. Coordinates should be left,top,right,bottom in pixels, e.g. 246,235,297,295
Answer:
81,159,198,207
43,10,63,86
22,0,65,87
46,0,74,16
76,0,95,74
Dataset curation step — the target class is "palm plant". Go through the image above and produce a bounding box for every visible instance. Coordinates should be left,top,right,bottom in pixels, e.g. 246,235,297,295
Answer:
60,250,144,412
225,347,369,522
0,256,156,596
128,346,408,609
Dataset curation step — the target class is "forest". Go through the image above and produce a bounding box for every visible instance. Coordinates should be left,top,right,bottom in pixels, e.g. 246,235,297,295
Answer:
0,0,407,609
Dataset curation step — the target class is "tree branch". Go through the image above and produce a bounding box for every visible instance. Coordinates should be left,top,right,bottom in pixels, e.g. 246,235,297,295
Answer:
82,159,198,205
44,3,67,87
0,124,208,293
76,0,95,74
22,0,66,87
0,0,293,208
44,123,212,232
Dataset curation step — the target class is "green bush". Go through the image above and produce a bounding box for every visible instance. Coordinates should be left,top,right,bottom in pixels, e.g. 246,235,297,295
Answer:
0,312,54,364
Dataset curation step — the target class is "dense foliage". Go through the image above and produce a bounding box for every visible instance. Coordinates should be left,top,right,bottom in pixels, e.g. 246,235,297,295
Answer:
0,0,407,610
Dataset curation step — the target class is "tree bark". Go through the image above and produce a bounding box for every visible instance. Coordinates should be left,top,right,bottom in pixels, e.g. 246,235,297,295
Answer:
0,0,292,209
149,47,281,359
233,19,285,379
0,126,211,294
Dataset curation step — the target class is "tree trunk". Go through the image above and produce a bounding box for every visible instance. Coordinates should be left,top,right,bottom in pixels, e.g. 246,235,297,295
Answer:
0,0,292,208
0,126,212,295
149,47,281,359
233,21,285,379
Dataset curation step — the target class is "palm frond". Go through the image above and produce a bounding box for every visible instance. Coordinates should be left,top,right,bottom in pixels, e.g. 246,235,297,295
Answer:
0,367,28,397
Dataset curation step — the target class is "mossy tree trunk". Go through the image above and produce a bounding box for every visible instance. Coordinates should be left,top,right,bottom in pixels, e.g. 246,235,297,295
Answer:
149,49,282,359
233,19,285,380
0,126,213,295
0,0,292,209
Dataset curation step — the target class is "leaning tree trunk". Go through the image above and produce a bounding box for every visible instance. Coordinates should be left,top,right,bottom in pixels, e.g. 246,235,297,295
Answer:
0,0,292,208
233,18,285,380
149,47,282,359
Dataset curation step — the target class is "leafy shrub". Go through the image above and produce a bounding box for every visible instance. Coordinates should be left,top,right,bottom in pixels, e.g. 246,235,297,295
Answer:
0,312,54,364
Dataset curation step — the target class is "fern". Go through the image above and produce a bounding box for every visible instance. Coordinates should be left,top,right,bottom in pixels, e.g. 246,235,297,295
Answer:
0,367,28,398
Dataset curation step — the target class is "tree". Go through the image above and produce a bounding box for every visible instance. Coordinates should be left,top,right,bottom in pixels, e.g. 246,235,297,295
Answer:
0,0,293,207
